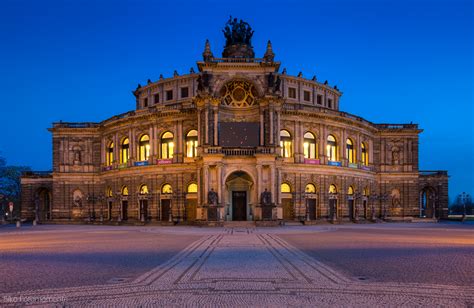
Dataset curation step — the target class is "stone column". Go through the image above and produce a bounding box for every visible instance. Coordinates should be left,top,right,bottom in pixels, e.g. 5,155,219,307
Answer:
213,106,218,146
149,126,154,159
269,108,274,145
205,107,209,145
259,110,264,146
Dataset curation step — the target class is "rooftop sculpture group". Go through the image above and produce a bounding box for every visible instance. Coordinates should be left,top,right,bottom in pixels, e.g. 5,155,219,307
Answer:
222,16,254,47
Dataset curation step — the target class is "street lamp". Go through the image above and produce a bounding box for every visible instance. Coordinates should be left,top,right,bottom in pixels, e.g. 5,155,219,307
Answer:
352,191,362,222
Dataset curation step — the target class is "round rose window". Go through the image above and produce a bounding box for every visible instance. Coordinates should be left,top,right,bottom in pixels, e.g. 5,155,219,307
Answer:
220,80,258,107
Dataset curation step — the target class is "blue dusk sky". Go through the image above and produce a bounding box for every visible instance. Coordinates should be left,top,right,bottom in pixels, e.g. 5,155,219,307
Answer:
0,0,472,200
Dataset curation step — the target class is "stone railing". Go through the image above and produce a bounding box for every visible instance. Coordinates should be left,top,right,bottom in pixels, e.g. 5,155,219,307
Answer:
204,147,275,156
52,122,99,129
22,171,52,178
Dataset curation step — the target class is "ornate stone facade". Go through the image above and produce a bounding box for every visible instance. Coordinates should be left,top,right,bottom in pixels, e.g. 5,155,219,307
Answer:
21,21,448,224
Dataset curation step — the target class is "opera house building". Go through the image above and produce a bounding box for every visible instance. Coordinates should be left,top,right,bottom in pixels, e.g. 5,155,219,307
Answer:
21,19,448,225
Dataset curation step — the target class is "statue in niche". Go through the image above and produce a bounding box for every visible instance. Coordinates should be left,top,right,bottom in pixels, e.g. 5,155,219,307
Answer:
391,147,400,165
260,188,272,206
208,188,218,206
73,149,82,165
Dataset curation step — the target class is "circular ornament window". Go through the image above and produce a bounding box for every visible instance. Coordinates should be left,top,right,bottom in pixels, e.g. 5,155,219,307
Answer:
220,80,258,107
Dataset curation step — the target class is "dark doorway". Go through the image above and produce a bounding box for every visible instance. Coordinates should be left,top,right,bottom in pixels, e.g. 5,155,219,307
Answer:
232,191,247,221
107,201,112,220
140,200,148,221
283,199,294,220
329,199,337,219
348,199,354,219
308,199,316,220
161,199,171,221
186,199,197,222
122,201,128,221
363,200,368,219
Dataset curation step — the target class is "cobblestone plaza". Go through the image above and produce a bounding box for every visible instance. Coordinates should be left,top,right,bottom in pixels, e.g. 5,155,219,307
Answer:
0,223,472,307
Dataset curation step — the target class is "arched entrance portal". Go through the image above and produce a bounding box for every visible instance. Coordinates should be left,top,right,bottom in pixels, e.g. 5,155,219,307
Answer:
420,187,436,218
225,171,253,221
36,188,51,221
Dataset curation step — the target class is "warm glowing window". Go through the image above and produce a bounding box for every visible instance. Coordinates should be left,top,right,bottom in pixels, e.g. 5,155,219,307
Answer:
138,135,150,161
162,183,172,194
280,130,292,158
185,130,198,158
326,135,338,161
329,184,337,194
346,138,355,164
281,183,291,193
303,132,317,159
161,132,174,159
120,138,130,164
187,183,198,193
121,186,129,196
363,187,369,196
106,142,114,166
348,186,354,195
361,142,368,166
106,187,113,197
305,183,316,193
139,184,149,195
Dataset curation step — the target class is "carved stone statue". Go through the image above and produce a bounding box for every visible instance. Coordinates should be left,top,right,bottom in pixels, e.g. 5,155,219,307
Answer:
73,150,81,165
274,76,281,93
260,188,272,206
208,188,218,206
222,16,255,58
197,73,212,93
392,147,400,165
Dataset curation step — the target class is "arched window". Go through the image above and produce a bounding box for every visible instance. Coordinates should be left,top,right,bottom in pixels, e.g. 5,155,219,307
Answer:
106,142,114,166
326,135,338,162
120,138,129,164
329,184,337,194
303,132,317,159
121,186,129,196
281,183,292,193
106,187,113,198
185,130,198,158
187,183,198,193
305,183,316,193
139,184,149,195
346,138,355,164
280,130,292,158
138,135,150,161
161,132,174,159
348,186,354,195
363,187,369,196
161,183,173,194
361,142,369,166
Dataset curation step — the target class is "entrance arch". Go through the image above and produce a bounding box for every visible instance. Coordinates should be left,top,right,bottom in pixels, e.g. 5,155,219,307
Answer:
225,171,254,221
420,187,436,218
35,188,51,221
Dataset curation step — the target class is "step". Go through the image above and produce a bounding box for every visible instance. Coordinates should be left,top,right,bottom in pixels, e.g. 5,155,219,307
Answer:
223,221,256,228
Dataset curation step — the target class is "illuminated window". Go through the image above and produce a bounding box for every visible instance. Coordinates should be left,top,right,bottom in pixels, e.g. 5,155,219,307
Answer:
348,186,354,195
138,135,150,161
187,183,198,193
305,183,316,193
139,184,149,195
280,130,292,158
361,142,369,166
120,138,129,164
220,80,258,107
363,187,369,196
329,184,337,194
162,183,172,194
121,186,129,196
326,135,338,161
281,183,291,193
106,142,114,166
161,132,174,159
303,132,317,159
346,138,355,164
106,187,113,197
185,130,198,158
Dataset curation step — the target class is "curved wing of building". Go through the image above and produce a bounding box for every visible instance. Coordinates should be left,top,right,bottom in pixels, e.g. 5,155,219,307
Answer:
21,20,448,224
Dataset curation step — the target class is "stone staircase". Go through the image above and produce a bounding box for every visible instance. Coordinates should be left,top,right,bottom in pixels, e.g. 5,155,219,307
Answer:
223,221,256,228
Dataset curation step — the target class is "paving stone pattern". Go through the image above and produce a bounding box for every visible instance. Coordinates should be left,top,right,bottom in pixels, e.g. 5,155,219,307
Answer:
0,224,473,307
